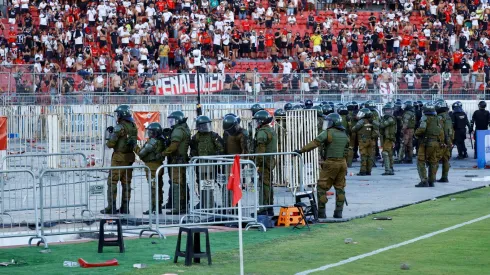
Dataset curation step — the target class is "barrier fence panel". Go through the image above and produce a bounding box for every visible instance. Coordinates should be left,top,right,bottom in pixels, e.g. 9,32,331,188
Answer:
154,159,264,231
0,169,46,246
286,110,319,191
1,153,88,173
37,165,162,245
192,152,305,217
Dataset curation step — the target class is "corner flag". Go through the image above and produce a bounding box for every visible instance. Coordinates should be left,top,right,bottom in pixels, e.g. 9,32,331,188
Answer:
227,155,242,206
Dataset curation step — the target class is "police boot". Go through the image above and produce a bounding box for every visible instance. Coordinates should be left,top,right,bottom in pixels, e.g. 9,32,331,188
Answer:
100,184,117,214
437,178,449,183
428,181,435,187
357,172,367,176
382,154,392,175
414,181,429,188
333,210,343,219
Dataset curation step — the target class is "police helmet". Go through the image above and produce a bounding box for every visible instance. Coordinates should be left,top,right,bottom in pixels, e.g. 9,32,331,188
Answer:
357,108,373,119
196,115,212,133
251,103,264,116
114,105,133,122
167,111,187,127
479,101,487,109
284,103,293,111
145,122,163,139
304,99,314,109
323,113,344,130
253,110,273,128
337,105,348,115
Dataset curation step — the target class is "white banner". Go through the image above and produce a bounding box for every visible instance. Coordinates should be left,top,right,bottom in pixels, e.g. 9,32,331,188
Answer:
154,74,224,95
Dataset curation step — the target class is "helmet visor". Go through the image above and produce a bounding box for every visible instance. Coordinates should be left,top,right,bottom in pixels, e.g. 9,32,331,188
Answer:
167,117,176,127
322,118,333,130
383,108,393,116
197,122,212,133
357,110,366,119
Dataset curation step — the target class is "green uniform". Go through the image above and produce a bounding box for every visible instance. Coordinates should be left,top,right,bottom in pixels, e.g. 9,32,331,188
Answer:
347,113,358,167
136,138,165,212
352,118,378,174
415,115,444,185
437,112,454,181
380,114,397,175
400,110,416,161
190,131,224,209
372,109,381,158
299,128,349,218
105,120,137,213
223,128,249,154
340,114,352,165
163,123,191,211
255,125,278,211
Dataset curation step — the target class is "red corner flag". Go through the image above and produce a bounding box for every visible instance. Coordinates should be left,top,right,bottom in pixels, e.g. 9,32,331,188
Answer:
227,155,242,206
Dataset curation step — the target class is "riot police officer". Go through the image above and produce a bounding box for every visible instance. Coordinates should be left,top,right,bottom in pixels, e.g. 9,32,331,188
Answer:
452,101,471,159
380,103,397,175
352,108,378,176
471,101,490,159
364,100,381,160
163,111,191,214
136,122,166,215
399,101,416,164
294,113,349,219
223,114,249,154
415,103,445,187
393,100,404,159
101,105,138,214
190,115,225,210
435,100,454,183
347,101,360,167
253,110,278,216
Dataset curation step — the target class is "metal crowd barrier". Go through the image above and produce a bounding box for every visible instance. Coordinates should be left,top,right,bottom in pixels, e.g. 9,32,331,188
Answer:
1,153,89,173
37,165,163,246
191,152,305,216
154,159,265,231
0,169,46,247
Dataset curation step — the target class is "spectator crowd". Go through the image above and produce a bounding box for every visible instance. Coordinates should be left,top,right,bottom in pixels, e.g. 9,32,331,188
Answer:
1,0,490,96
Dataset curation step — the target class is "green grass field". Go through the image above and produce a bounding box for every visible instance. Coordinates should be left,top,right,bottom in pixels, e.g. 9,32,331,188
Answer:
1,188,490,275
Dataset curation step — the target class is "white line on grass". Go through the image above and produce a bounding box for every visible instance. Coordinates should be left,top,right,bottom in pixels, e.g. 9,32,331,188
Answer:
296,213,490,275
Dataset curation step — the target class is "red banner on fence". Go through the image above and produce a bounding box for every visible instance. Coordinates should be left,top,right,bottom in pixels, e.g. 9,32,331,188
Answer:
0,117,6,150
133,112,160,140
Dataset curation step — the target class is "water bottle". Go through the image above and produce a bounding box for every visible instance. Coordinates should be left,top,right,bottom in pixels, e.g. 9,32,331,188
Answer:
63,261,80,267
153,254,171,260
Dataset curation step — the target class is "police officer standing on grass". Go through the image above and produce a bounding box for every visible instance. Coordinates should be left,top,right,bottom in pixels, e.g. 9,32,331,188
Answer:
190,115,225,209
162,111,191,214
352,108,378,176
253,110,277,216
415,103,445,188
135,123,166,215
451,101,471,159
435,100,454,183
294,113,349,219
471,101,490,159
101,105,138,214
380,103,397,176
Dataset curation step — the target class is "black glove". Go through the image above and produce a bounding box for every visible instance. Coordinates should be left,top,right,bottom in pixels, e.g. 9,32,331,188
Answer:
293,149,302,156
106,126,114,133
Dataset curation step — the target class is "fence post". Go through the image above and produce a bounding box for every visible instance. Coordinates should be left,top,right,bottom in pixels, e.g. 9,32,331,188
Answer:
440,72,443,97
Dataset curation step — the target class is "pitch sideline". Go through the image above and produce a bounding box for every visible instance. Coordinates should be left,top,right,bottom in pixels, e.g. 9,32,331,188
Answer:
296,213,490,275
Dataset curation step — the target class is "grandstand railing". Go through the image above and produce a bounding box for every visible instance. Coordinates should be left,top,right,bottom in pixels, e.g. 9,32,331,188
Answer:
0,69,486,105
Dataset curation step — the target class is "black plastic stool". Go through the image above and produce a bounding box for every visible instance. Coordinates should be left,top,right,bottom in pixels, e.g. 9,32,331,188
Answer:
174,227,212,266
295,191,319,222
98,218,124,253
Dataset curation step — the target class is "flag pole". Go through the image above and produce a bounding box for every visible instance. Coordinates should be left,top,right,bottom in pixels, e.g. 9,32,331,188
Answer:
238,198,244,275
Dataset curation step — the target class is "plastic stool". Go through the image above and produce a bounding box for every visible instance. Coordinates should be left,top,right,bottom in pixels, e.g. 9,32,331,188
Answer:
277,206,305,227
98,218,124,253
174,227,212,266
